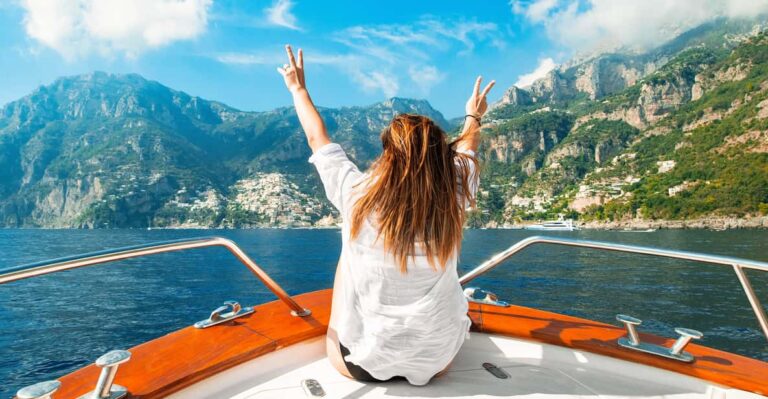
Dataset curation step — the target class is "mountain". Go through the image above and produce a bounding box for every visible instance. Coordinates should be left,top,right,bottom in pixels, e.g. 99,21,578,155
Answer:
0,72,450,227
2,18,767,229
474,18,768,228
493,19,765,112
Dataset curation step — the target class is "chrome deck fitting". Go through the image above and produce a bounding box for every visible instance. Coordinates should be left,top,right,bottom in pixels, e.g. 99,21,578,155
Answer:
291,308,312,317
16,380,61,399
458,235,768,344
616,314,702,363
78,350,131,399
195,300,254,329
301,379,326,397
482,362,509,379
616,314,642,345
669,327,704,357
464,287,509,307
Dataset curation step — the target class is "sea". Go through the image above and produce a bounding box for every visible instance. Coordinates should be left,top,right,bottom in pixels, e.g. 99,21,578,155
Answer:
1,228,766,396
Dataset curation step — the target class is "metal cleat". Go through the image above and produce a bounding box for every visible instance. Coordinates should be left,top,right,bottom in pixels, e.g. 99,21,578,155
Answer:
463,287,510,307
194,300,254,329
669,327,703,360
615,314,701,363
616,314,642,346
16,380,61,399
77,350,131,399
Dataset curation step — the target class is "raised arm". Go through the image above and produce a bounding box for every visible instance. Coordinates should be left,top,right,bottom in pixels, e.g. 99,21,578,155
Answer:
277,45,331,152
456,76,495,153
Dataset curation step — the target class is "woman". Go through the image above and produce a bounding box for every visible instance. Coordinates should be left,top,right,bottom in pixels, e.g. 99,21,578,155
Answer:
277,45,494,385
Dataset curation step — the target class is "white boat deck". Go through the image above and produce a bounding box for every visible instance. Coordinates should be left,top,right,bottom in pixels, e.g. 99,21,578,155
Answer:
167,333,763,399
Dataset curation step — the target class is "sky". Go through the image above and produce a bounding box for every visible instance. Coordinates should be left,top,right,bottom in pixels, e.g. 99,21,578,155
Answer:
1,0,767,118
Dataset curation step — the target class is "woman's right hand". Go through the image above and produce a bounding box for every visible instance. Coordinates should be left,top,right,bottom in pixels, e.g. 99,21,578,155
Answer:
277,44,306,94
457,76,495,152
465,76,495,119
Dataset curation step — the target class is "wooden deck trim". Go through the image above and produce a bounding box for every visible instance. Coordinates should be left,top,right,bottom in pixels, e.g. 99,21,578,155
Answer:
469,302,768,395
53,289,333,399
48,289,767,398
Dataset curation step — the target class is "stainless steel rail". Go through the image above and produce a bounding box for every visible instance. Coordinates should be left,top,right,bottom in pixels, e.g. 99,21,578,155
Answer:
0,236,311,316
459,235,768,342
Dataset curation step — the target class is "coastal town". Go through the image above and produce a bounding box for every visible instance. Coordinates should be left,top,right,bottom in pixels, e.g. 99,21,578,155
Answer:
160,173,338,228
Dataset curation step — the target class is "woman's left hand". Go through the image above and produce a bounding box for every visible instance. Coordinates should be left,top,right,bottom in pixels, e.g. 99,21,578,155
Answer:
277,45,305,94
465,76,495,119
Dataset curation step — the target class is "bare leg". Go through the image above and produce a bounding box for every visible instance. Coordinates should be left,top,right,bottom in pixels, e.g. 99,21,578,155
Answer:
434,361,453,379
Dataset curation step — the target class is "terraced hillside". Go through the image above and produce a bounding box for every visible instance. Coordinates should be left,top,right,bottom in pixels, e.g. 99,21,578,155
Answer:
471,21,768,228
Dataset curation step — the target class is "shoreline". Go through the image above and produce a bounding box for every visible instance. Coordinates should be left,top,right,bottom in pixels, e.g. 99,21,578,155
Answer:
576,215,768,230
2,216,768,230
477,215,768,230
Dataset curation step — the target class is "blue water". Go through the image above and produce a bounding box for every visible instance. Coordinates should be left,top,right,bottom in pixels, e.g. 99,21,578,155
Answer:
1,229,767,396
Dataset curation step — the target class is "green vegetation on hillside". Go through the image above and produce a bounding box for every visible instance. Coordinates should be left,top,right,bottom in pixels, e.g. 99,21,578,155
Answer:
583,33,768,222
1,23,767,228
484,29,768,226
485,110,575,138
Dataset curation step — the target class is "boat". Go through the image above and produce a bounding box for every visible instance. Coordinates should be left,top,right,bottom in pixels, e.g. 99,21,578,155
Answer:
525,215,578,231
4,235,768,398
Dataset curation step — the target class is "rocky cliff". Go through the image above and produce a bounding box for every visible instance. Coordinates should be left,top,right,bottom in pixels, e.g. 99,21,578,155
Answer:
0,72,451,227
472,18,768,227
1,19,767,228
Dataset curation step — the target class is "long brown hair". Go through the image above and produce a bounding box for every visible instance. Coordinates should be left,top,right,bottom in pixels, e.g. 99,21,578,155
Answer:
350,114,477,273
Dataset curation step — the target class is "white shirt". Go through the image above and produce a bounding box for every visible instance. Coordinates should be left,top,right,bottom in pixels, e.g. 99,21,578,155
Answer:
309,142,478,386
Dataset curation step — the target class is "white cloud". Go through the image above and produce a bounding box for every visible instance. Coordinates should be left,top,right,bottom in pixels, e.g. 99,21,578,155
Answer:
215,47,399,95
408,65,446,92
265,0,300,31
354,70,400,98
418,19,501,52
520,0,559,22
216,50,358,66
514,57,556,88
216,53,273,65
20,0,212,60
328,17,501,97
512,0,768,54
216,17,502,99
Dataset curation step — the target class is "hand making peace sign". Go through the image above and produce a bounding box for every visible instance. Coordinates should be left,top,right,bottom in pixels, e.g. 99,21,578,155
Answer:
277,45,306,94
465,76,495,120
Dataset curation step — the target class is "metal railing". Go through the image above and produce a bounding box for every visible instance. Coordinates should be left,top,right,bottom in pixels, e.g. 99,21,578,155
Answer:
459,235,768,343
2,235,766,339
0,236,311,316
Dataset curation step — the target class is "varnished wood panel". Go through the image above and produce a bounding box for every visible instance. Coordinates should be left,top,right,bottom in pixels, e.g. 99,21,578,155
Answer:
54,289,332,398
469,302,768,395
48,290,767,398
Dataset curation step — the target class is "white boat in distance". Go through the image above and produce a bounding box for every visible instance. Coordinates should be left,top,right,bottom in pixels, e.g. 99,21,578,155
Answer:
525,216,578,231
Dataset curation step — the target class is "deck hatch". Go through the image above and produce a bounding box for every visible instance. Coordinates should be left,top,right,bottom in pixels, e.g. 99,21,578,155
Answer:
482,362,509,379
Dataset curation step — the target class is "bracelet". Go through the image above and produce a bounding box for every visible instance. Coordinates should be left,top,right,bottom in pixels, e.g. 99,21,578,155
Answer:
465,114,482,126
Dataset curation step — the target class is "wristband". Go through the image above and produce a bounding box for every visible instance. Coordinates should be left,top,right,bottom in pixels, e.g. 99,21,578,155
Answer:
465,114,482,126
